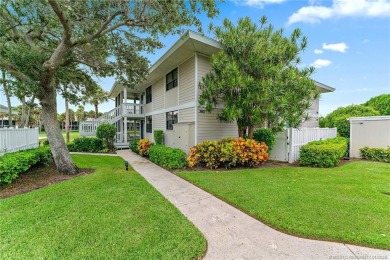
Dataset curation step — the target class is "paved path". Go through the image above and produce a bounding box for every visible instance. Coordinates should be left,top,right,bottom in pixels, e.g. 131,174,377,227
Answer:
117,150,390,260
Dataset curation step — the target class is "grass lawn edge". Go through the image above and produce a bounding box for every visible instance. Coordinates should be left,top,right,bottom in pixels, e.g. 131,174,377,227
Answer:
177,163,390,251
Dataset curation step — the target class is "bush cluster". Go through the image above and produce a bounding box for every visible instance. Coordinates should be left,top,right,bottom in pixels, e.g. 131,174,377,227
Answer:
360,147,390,163
129,138,140,153
253,128,276,152
319,104,379,138
187,137,269,169
299,137,348,168
149,145,187,169
153,130,164,145
0,146,53,184
67,137,107,153
96,123,117,152
137,138,154,157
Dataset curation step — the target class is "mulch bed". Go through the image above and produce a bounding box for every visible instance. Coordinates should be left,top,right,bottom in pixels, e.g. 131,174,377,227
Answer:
0,163,94,199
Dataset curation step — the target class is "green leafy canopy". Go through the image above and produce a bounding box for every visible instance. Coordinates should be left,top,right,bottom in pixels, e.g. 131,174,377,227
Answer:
199,16,319,138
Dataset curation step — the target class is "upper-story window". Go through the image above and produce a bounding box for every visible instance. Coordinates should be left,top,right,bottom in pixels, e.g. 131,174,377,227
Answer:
146,86,152,104
166,68,178,91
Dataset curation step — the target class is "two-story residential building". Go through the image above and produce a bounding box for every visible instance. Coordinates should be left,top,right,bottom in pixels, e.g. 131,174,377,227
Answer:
80,30,335,151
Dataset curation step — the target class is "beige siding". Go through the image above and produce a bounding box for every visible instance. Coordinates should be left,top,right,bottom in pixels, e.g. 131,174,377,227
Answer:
350,117,390,158
179,107,195,123
165,87,178,108
145,113,165,142
197,55,212,82
197,55,213,97
152,78,164,110
179,56,195,104
145,103,152,114
301,98,319,128
197,109,238,143
165,131,174,147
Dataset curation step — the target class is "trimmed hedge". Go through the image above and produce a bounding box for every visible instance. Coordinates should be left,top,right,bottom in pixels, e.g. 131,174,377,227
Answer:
154,130,164,145
149,145,187,169
0,146,53,184
360,147,390,163
67,137,107,153
129,138,140,153
299,137,348,168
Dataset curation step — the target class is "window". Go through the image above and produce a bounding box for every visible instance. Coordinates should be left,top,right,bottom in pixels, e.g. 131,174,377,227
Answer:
166,111,178,130
166,68,178,91
146,116,152,133
146,86,152,104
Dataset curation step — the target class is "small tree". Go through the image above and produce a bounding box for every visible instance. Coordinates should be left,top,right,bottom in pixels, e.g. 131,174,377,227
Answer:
199,17,318,138
96,123,117,152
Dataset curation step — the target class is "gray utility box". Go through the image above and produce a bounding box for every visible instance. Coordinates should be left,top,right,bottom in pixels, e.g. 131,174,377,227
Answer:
172,122,195,154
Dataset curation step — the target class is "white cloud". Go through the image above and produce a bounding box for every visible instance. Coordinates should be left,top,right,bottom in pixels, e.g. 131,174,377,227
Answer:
314,49,324,54
322,42,348,52
362,39,369,43
234,0,286,9
312,59,332,68
287,0,390,25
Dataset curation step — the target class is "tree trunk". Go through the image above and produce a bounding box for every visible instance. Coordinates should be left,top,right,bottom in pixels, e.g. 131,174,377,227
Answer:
1,70,12,127
20,96,26,127
25,95,35,127
94,103,99,119
39,83,79,174
65,96,70,143
248,126,255,139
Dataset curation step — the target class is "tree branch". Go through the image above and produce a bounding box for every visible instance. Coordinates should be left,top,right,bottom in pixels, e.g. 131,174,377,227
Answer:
48,0,72,43
0,59,32,82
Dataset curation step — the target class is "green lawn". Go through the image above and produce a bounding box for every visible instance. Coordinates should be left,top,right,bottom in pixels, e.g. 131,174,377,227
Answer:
39,131,80,142
0,155,206,259
179,161,390,250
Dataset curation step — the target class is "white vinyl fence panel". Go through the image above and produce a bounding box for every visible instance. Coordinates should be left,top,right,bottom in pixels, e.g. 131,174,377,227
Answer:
269,127,337,163
0,128,39,156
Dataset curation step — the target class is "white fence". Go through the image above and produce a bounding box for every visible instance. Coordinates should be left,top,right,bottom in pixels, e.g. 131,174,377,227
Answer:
269,127,337,163
0,128,39,156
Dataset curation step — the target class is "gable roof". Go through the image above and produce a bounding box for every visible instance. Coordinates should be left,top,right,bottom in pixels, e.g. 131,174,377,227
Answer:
110,30,335,97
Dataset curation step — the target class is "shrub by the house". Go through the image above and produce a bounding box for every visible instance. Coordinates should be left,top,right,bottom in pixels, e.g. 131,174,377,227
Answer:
96,123,117,151
253,128,276,152
154,130,164,145
129,138,140,153
299,137,348,167
188,137,268,169
149,145,187,169
137,138,154,157
360,147,390,163
0,146,53,184
67,137,106,153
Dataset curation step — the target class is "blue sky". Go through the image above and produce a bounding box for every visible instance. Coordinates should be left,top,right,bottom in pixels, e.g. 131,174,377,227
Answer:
1,0,389,116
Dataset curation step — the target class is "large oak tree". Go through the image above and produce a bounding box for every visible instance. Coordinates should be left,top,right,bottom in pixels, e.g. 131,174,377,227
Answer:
0,0,218,174
199,17,319,138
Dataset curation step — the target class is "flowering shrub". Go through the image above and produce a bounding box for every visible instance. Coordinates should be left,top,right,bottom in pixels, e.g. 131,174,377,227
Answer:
187,137,268,169
232,137,269,167
137,138,154,157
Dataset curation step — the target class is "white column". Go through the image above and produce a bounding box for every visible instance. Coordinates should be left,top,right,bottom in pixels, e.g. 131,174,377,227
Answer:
123,89,128,143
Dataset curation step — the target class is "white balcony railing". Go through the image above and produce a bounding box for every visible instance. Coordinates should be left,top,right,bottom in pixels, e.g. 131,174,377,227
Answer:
79,103,144,137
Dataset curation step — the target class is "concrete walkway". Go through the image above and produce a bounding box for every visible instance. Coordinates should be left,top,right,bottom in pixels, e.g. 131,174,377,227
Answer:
117,150,390,259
